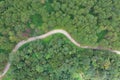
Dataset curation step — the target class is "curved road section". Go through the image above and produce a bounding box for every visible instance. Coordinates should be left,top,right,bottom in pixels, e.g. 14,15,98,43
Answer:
0,29,120,79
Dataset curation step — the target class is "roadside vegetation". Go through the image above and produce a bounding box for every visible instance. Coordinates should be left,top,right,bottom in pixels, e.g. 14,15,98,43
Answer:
3,35,120,80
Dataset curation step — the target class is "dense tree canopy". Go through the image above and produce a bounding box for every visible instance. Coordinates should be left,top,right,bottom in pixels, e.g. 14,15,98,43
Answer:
0,0,120,51
0,0,120,80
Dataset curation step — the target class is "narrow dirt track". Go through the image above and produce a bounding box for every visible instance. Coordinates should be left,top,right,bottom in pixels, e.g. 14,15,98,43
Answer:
0,29,120,79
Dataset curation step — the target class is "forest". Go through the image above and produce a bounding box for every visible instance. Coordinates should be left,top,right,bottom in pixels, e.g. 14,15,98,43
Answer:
0,0,120,80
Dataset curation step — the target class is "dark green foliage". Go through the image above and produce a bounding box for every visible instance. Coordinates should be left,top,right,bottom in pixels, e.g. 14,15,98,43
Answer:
0,51,8,72
30,14,43,27
44,1,54,14
0,0,4,1
97,29,108,42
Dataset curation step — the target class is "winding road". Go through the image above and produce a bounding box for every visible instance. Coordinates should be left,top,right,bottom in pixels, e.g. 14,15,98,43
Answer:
0,29,120,79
